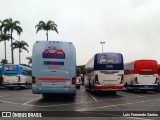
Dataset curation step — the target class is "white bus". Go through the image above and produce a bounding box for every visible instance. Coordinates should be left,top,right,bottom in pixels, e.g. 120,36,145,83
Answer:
85,52,124,93
1,64,32,89
124,60,159,91
32,41,76,97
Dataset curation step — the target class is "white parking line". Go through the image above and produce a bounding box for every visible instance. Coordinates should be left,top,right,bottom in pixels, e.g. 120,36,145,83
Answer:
0,95,12,97
22,94,149,108
22,96,42,105
0,99,20,105
76,98,160,111
87,92,98,102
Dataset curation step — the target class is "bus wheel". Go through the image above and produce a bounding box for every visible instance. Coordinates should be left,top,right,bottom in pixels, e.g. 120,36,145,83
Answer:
8,87,14,90
71,93,76,97
76,86,80,89
111,91,117,95
42,94,48,99
141,90,147,93
124,82,128,89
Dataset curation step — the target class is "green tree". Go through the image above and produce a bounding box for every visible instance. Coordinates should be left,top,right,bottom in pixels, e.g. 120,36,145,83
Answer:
0,32,13,61
77,65,85,75
3,18,23,64
0,59,8,65
35,20,58,41
26,56,32,66
11,40,29,64
0,20,3,33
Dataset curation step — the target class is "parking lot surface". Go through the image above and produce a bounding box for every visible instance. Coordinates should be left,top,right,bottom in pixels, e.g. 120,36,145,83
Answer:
0,86,160,120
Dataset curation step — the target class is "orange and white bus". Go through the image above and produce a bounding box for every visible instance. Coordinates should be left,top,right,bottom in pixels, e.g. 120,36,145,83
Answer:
124,60,159,91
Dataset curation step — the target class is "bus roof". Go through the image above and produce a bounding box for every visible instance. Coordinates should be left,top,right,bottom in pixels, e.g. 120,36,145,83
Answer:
2,64,31,70
95,52,122,55
35,40,73,44
124,59,157,65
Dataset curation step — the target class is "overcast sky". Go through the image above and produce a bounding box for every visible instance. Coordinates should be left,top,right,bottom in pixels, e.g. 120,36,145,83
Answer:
0,0,160,65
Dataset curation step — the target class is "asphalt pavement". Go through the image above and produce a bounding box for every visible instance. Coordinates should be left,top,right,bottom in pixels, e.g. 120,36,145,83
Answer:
0,86,160,120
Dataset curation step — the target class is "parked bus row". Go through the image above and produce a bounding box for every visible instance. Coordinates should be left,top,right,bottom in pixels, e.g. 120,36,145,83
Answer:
0,41,160,98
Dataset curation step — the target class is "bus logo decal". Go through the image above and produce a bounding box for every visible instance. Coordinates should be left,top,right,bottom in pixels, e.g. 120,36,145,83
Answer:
42,46,65,59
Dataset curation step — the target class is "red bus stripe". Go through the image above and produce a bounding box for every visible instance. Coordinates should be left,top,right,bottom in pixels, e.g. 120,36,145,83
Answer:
95,85,124,90
38,78,69,81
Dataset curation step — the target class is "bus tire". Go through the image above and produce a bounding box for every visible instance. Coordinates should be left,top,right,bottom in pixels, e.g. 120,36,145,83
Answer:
141,89,147,93
76,86,80,89
42,94,48,99
71,93,76,97
124,82,128,89
8,87,14,90
111,91,117,95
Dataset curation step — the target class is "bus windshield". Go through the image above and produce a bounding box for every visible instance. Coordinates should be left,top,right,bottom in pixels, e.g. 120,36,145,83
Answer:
4,65,18,71
97,53,122,64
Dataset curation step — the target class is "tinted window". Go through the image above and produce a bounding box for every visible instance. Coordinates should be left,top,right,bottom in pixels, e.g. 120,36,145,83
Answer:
4,65,18,71
97,53,122,64
21,67,32,76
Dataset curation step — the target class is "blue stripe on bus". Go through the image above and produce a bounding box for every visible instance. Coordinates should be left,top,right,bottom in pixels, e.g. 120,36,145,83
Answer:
44,61,64,65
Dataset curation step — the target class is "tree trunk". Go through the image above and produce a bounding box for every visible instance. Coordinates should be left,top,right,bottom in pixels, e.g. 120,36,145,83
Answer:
19,49,21,64
46,30,48,41
11,30,14,64
4,41,6,61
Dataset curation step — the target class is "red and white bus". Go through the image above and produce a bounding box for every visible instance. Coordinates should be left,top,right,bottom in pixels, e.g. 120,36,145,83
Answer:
124,60,159,91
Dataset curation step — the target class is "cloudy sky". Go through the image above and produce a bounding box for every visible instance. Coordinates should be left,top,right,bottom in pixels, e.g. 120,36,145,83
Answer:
0,0,160,65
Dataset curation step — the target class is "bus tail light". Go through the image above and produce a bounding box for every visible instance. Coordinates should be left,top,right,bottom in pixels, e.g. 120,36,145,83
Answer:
119,74,124,84
32,77,36,84
95,75,100,85
72,77,76,84
17,76,21,82
154,77,159,84
134,77,139,84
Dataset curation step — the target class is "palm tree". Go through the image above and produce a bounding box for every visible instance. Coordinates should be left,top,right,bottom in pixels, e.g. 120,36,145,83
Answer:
26,56,32,66
0,32,13,61
35,20,58,41
0,20,3,33
3,18,23,64
11,40,29,64
0,59,8,65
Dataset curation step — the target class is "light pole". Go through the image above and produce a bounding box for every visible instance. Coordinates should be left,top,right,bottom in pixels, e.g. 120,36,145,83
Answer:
100,42,105,53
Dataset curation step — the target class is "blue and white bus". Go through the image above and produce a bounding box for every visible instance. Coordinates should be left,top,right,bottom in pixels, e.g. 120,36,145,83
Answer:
32,41,76,97
85,52,124,93
2,64,32,89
